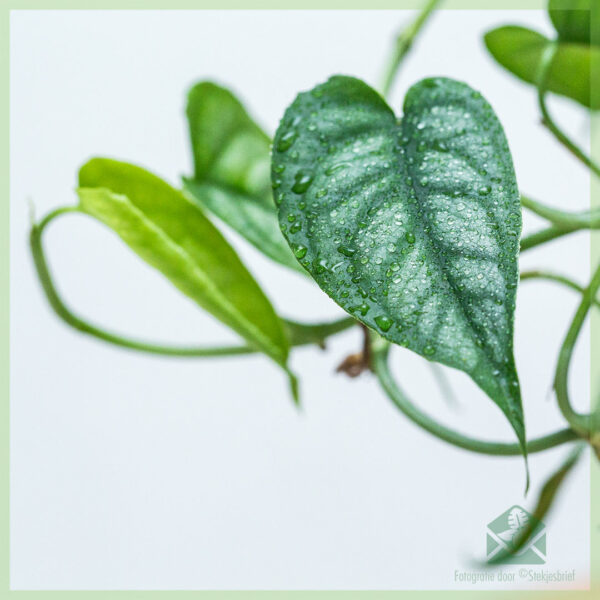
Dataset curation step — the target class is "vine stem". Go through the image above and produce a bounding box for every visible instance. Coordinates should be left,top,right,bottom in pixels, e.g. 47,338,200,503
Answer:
30,206,356,358
537,43,600,178
368,267,598,457
553,262,600,436
371,336,578,456
521,195,600,229
520,270,600,308
379,0,442,98
519,195,599,252
519,224,581,252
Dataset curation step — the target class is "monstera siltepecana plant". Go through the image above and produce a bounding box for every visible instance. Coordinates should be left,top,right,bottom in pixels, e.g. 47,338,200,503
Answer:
29,0,599,563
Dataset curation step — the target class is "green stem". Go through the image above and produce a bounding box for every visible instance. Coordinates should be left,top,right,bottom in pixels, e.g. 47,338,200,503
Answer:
30,206,356,358
553,262,600,436
537,43,600,178
518,194,599,252
520,224,580,252
284,316,356,346
521,195,600,229
520,270,600,308
371,337,578,455
380,0,442,98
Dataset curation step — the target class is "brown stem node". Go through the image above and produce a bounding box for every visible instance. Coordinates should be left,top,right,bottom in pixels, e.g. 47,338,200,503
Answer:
335,324,372,378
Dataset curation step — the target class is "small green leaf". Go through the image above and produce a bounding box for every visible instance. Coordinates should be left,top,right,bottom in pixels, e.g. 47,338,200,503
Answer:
78,158,290,371
549,0,598,45
484,25,600,109
184,82,302,273
272,75,526,454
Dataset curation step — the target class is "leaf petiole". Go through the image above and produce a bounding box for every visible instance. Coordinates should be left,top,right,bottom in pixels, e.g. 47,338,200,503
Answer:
30,205,357,359
518,194,600,254
553,262,600,436
521,195,600,229
371,336,579,456
520,270,600,308
379,0,442,98
536,43,600,178
520,223,583,252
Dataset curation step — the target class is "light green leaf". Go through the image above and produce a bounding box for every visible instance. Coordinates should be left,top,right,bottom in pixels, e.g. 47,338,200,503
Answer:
184,82,302,272
549,0,598,45
484,25,600,109
78,158,291,372
272,75,526,454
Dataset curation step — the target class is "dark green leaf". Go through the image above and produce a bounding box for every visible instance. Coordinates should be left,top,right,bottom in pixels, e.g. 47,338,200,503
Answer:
272,75,526,453
484,25,600,109
184,82,302,272
78,158,291,371
549,0,598,45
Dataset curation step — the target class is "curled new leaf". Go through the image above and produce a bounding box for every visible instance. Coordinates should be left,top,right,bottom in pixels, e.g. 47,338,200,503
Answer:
272,75,526,455
183,82,302,273
78,158,291,374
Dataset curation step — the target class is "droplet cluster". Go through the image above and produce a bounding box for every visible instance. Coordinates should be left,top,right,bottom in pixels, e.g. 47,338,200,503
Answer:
272,75,523,415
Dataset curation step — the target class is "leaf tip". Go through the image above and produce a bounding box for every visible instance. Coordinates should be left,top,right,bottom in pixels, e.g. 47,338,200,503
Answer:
287,370,301,408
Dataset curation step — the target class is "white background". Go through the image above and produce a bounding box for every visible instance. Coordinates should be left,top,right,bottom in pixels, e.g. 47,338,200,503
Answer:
10,9,591,590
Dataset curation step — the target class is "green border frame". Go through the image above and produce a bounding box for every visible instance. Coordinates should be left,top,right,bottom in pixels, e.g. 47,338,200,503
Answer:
2,0,597,596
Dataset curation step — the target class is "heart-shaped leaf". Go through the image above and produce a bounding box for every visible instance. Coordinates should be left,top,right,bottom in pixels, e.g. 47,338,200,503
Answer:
484,25,600,109
78,158,292,377
272,75,526,453
183,82,302,273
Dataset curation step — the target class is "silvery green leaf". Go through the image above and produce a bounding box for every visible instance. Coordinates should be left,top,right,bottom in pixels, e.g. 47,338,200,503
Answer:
272,76,526,453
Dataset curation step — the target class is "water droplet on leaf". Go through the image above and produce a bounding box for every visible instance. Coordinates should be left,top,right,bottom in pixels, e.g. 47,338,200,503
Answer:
375,315,393,332
293,244,307,259
337,245,356,257
277,130,297,152
292,171,314,194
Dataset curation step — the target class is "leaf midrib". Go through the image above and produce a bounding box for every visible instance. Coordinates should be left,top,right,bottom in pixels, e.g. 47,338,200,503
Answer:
393,120,507,377
80,188,286,365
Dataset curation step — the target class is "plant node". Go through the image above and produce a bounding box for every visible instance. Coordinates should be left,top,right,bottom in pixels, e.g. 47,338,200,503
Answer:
336,324,372,377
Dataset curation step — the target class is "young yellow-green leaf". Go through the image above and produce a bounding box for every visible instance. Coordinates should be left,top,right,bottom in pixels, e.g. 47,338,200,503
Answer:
78,158,290,371
549,0,598,45
484,25,600,109
184,82,302,273
272,76,526,455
